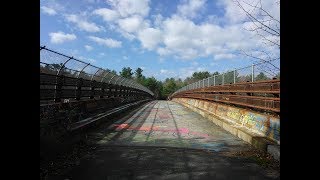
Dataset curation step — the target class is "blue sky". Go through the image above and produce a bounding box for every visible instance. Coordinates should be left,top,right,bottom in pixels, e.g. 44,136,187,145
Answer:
40,0,279,81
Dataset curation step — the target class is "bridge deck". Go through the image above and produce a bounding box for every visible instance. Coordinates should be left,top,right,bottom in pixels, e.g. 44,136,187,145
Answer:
94,100,250,151
54,100,279,179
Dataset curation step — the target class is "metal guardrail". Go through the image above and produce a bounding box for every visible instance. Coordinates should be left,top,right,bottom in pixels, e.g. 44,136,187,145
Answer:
170,80,280,113
40,46,154,103
172,58,280,96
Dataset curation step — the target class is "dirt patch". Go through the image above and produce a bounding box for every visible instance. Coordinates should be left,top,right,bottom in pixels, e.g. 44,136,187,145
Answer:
221,147,280,170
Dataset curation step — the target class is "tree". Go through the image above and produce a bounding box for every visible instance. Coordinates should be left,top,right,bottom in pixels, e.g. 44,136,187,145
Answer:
120,67,133,78
143,77,163,99
255,72,270,81
135,68,143,79
192,71,211,80
110,70,117,75
183,71,212,84
223,71,239,84
234,0,280,66
212,71,219,76
104,68,117,75
41,63,73,75
162,78,178,98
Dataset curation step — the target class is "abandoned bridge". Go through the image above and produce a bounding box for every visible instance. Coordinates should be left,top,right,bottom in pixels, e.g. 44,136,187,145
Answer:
40,46,280,180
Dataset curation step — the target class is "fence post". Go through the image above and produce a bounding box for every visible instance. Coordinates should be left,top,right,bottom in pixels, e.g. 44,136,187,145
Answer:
251,64,255,82
76,78,83,100
234,69,236,84
208,77,210,86
214,75,216,86
90,80,95,99
222,73,224,85
54,75,64,103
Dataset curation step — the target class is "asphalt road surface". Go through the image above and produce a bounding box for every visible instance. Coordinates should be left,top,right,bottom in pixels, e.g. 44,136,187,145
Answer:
51,100,279,180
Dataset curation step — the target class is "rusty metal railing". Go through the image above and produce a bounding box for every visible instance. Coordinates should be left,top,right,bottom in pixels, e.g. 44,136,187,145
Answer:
170,80,280,113
172,58,280,96
40,45,154,103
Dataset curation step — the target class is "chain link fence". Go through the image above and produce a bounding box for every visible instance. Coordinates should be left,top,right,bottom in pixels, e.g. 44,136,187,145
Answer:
40,46,154,97
173,58,280,95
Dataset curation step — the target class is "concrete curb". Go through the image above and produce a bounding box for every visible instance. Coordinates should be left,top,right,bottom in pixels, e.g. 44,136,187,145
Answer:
172,98,280,161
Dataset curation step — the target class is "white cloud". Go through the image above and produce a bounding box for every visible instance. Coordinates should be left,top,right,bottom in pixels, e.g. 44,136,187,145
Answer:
220,0,280,24
177,0,206,19
88,36,122,48
93,8,120,22
106,0,150,18
93,0,151,41
160,69,168,74
153,16,256,60
41,6,57,15
85,0,101,3
191,61,199,66
178,66,207,79
91,0,279,62
123,56,128,60
85,45,93,51
138,28,163,50
98,52,105,57
214,53,236,60
153,14,163,28
49,31,76,44
210,62,218,66
65,14,101,32
78,56,96,64
158,69,177,79
117,15,147,33
157,47,172,56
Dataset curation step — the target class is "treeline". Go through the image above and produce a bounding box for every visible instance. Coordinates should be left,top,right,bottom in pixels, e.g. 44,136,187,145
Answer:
40,63,279,99
117,67,279,99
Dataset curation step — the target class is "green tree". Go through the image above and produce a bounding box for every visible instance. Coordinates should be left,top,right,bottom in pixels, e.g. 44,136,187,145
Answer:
135,68,143,79
255,72,270,81
192,71,211,80
162,78,182,98
110,70,117,75
212,71,219,76
183,71,212,84
143,77,163,99
223,71,239,84
120,67,133,78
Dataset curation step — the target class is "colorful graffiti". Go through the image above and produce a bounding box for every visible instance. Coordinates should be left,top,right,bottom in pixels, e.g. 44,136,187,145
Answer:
266,117,280,141
174,98,280,143
112,124,210,139
227,108,242,122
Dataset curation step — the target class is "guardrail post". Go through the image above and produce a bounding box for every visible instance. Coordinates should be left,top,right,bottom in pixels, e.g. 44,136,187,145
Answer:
234,70,236,84
90,80,95,99
54,75,64,103
76,78,83,100
222,73,224,85
251,64,255,82
100,83,105,99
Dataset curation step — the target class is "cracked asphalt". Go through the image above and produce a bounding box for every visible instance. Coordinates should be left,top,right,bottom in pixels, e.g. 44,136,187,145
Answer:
48,100,279,180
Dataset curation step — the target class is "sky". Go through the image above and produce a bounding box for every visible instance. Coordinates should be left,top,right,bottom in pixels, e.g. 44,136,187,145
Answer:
40,0,279,81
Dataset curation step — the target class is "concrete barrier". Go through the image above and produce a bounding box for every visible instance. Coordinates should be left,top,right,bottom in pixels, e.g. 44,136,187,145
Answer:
172,98,280,161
